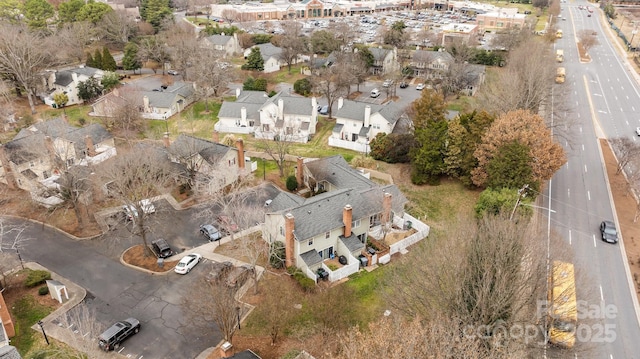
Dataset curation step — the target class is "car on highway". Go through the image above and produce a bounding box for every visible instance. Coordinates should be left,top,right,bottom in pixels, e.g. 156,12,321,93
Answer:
98,318,140,351
600,220,619,244
200,224,222,241
416,83,425,90
151,238,174,258
174,253,202,274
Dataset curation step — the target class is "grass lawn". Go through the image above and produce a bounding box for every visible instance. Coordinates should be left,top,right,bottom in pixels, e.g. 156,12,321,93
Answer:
42,105,93,126
11,295,53,354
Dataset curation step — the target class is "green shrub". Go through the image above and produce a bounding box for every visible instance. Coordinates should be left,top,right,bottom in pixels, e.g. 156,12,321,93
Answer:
286,175,298,191
25,270,51,288
298,277,316,292
293,78,312,96
38,286,49,296
350,155,376,169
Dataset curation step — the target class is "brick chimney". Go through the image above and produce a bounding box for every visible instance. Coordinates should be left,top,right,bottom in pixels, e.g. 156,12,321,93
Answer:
235,88,241,98
285,213,295,268
236,138,245,169
0,145,17,189
163,133,170,148
84,135,96,157
212,130,220,143
343,205,353,237
382,192,392,224
296,157,303,188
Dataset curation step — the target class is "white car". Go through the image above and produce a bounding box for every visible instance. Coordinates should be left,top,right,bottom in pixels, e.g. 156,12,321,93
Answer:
636,127,640,136
167,70,179,75
174,253,202,274
370,88,380,98
416,83,426,90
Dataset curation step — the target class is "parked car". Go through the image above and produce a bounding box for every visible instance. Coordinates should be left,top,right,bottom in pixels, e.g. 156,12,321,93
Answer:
600,220,618,244
98,318,140,351
636,127,640,136
382,79,392,87
399,81,408,88
123,200,156,222
174,253,202,274
200,224,222,241
151,238,174,258
416,83,425,90
370,88,380,98
319,105,329,115
167,70,179,75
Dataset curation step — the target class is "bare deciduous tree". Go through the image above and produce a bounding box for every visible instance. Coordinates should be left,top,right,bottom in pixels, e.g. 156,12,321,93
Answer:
278,21,306,73
254,135,294,178
221,9,240,24
578,29,599,54
610,137,640,175
0,24,59,114
137,35,171,74
311,61,349,119
56,166,93,230
0,219,30,288
98,146,174,256
478,38,554,115
56,22,96,63
189,49,233,110
98,10,138,47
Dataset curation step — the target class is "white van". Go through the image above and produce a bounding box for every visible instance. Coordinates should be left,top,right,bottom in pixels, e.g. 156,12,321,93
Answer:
123,199,156,221
370,88,380,98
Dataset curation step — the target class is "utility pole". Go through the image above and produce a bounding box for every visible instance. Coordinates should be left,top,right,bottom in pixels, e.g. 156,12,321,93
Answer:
510,184,529,221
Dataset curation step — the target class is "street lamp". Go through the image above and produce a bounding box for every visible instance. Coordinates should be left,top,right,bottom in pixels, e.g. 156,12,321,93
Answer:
37,320,49,345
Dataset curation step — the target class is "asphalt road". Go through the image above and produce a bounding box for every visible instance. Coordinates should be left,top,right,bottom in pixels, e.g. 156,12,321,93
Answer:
542,2,640,357
8,184,281,358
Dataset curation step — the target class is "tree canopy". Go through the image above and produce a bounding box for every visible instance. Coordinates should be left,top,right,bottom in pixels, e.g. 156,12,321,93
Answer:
471,109,566,188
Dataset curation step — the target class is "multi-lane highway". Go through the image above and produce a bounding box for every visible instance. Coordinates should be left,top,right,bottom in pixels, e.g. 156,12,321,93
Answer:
543,3,640,358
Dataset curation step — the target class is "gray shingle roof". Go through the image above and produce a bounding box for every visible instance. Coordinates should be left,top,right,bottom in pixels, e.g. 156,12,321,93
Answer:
53,71,73,86
255,43,282,61
341,235,366,252
369,47,390,61
334,99,404,125
236,90,269,104
300,249,323,266
305,155,375,190
332,123,344,133
0,346,22,359
72,66,101,77
205,34,232,46
141,81,195,108
358,126,370,137
168,134,233,165
412,50,453,64
229,350,262,359
14,118,75,140
218,102,262,120
264,93,315,117
266,191,305,213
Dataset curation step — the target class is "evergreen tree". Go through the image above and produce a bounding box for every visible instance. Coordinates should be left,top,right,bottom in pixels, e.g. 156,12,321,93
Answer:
141,0,172,32
85,52,95,68
77,77,103,101
22,0,54,29
93,49,103,70
122,42,141,74
102,47,117,71
243,47,264,71
58,0,84,23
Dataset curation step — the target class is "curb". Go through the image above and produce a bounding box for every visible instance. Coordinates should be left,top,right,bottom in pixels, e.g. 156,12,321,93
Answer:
119,245,176,276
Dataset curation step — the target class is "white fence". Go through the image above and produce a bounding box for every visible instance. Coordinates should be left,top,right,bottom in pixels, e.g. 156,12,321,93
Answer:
323,252,359,282
214,122,255,134
328,137,370,153
389,213,430,256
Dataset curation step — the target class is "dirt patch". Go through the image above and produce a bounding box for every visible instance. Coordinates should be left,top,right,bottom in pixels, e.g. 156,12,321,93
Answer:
577,42,592,62
121,245,179,273
385,228,418,245
3,269,62,316
601,139,640,298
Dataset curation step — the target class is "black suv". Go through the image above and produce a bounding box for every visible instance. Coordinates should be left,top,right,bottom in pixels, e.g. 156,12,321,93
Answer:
98,318,140,351
151,238,174,258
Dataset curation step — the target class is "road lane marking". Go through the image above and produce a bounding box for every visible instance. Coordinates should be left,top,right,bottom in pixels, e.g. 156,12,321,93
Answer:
626,120,629,125
568,188,570,198
585,164,588,173
569,230,572,245
600,285,604,301
587,191,591,200
593,234,597,247
118,348,125,354
582,144,585,151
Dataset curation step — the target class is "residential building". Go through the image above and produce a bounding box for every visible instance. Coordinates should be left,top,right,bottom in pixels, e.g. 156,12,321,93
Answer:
41,66,104,107
368,47,399,75
329,98,407,153
165,134,251,194
0,291,14,345
91,81,196,120
460,64,486,96
216,89,318,143
410,49,454,78
243,43,305,73
0,118,116,195
263,155,428,282
203,33,242,57
476,8,527,32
